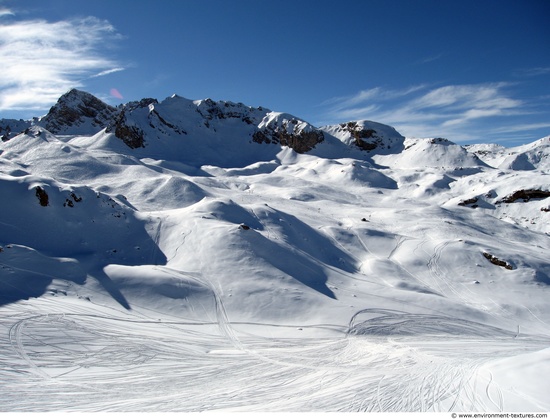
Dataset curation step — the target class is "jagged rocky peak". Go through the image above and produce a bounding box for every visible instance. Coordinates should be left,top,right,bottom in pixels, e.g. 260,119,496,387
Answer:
103,91,325,154
253,112,325,153
194,98,269,126
40,88,119,135
121,97,159,112
26,90,408,156
322,120,405,153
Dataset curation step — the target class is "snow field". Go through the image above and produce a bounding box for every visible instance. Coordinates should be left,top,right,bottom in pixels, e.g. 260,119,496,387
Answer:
1,94,550,411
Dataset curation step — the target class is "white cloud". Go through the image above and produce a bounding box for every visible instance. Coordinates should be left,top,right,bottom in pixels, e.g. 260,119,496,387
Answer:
326,85,427,107
322,85,428,120
319,83,528,142
516,67,550,77
91,67,126,78
489,122,550,134
0,8,14,18
329,88,382,108
410,84,521,112
0,10,124,112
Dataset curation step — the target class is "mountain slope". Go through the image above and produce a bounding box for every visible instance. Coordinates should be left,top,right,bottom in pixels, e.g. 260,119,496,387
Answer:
0,90,549,412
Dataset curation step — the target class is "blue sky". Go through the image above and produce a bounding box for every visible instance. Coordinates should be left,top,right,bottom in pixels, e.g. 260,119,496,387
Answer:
0,0,549,145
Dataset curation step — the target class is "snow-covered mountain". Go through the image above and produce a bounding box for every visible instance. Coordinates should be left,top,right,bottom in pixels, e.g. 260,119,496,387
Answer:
1,89,549,412
467,136,550,171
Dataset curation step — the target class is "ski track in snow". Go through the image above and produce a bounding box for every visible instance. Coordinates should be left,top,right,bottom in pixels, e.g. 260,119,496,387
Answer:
2,94,550,411
1,183,549,411
1,293,549,412
420,237,549,330
2,187,549,411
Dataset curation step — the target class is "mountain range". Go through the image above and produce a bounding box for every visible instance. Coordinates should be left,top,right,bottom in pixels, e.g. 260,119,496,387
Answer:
0,89,549,412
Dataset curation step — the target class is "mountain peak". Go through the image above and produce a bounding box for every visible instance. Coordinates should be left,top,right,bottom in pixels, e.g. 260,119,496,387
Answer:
321,119,405,154
40,89,118,135
104,92,327,158
17,89,548,171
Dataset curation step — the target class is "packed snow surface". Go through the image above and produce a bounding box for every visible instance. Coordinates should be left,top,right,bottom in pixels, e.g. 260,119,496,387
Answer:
0,91,549,412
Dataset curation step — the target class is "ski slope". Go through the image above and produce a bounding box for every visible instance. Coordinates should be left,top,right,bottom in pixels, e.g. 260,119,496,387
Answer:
0,91,549,412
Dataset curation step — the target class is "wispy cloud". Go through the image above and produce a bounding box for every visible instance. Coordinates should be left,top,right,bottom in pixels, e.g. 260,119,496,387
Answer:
0,8,14,18
415,53,444,65
318,83,532,142
515,67,550,77
91,67,126,78
0,9,124,113
321,86,433,129
489,122,550,134
321,85,428,117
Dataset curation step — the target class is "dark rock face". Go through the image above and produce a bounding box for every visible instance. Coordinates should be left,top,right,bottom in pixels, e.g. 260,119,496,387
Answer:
35,186,49,207
253,118,324,154
497,189,550,204
123,98,159,111
64,192,82,208
458,197,479,208
354,137,378,151
339,122,379,151
252,129,324,154
338,121,402,152
113,122,146,149
196,98,265,125
483,252,514,270
105,98,157,149
322,120,405,156
41,89,118,134
429,137,450,144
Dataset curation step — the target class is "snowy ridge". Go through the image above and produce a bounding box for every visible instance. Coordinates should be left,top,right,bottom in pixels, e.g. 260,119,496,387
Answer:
497,136,550,171
467,136,550,171
1,90,550,412
375,136,488,169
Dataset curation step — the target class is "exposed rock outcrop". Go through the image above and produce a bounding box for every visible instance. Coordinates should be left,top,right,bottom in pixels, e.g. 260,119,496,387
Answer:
252,129,324,153
253,113,324,153
35,186,49,207
105,98,157,149
497,189,550,204
322,120,405,154
482,252,514,270
458,197,479,208
195,98,266,126
40,89,118,134
340,121,383,151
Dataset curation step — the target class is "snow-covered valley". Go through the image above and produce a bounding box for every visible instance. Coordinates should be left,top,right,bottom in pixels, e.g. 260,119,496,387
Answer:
1,90,549,412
